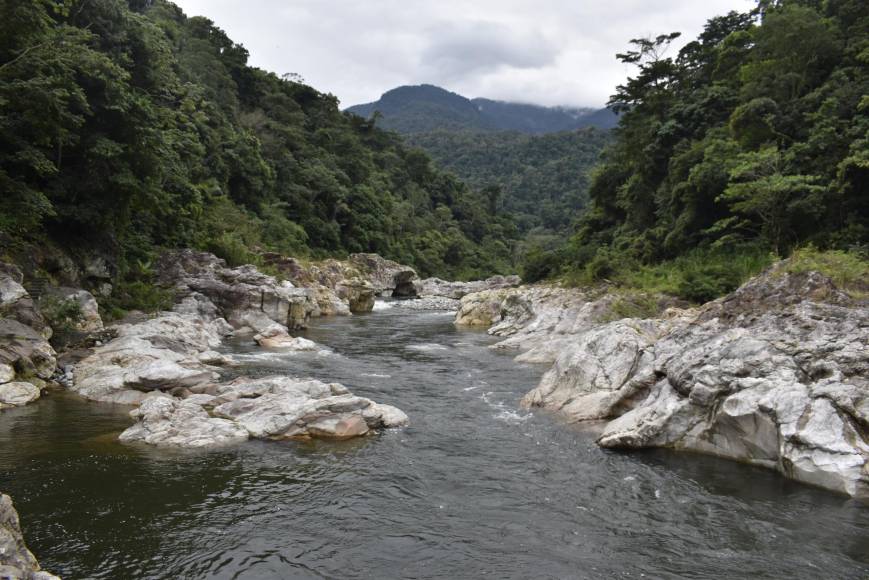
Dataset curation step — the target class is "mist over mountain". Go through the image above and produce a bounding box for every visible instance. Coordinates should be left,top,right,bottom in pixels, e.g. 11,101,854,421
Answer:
346,85,618,134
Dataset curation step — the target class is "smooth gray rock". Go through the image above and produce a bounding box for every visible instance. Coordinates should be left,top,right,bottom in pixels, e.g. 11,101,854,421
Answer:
414,275,521,300
0,383,41,409
0,493,59,580
0,364,14,385
0,319,56,385
157,250,317,331
119,376,408,447
349,253,418,297
119,394,249,448
71,313,228,403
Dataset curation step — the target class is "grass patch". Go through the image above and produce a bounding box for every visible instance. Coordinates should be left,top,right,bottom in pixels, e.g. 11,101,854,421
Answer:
782,246,869,298
598,290,663,322
564,246,775,304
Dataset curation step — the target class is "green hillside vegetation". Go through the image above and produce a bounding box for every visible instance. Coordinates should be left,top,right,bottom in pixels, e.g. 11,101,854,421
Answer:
535,0,869,297
406,128,611,233
0,0,518,286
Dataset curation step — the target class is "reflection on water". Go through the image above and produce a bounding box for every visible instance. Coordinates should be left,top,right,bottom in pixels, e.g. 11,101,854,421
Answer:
1,306,867,579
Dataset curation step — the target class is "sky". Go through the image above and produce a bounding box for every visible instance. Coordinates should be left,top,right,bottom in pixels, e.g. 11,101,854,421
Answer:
172,0,757,109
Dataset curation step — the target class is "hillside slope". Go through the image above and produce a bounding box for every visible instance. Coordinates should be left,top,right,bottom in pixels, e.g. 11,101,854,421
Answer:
406,129,610,232
0,1,518,287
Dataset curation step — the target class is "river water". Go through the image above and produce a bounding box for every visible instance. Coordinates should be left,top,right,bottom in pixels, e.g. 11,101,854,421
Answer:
1,304,867,579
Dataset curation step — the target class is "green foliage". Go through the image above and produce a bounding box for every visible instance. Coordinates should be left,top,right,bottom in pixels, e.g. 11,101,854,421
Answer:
556,0,868,293
0,0,518,285
406,129,610,233
100,280,174,320
599,291,662,322
521,245,562,283
783,246,869,298
38,295,83,334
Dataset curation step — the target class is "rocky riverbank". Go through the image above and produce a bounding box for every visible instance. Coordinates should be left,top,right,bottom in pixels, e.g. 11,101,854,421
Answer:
0,493,58,579
456,264,869,499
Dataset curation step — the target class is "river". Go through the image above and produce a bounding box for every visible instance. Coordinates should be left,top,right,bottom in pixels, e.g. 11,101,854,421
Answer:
1,303,868,579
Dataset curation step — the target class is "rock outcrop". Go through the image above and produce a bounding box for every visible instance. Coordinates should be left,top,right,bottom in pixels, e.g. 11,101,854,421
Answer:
158,250,317,331
43,287,103,333
71,312,230,405
119,376,408,447
0,319,56,406
0,493,59,580
0,264,48,336
66,253,409,447
460,267,869,498
349,253,418,297
414,275,521,300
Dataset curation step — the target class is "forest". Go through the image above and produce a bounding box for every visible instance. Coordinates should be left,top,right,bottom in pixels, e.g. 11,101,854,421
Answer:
0,0,518,288
1,0,866,305
532,0,868,298
406,128,611,234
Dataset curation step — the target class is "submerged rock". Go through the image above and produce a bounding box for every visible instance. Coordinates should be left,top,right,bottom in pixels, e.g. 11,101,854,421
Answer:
120,376,408,447
253,325,321,351
0,493,59,580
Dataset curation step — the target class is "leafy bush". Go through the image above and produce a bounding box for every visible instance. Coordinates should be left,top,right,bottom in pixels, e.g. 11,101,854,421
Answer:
521,246,561,283
39,296,83,333
206,232,258,268
676,263,742,303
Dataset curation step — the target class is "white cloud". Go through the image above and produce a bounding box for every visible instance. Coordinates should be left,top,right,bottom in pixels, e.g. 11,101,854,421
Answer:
171,0,757,107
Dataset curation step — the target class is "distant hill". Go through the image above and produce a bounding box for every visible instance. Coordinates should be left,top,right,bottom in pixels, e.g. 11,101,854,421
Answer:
346,85,618,134
406,128,611,233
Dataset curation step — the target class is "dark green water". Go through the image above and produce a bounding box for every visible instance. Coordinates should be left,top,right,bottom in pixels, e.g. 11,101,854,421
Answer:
2,305,868,579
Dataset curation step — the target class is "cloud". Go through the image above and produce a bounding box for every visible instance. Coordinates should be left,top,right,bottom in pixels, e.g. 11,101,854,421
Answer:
171,0,757,108
421,21,558,81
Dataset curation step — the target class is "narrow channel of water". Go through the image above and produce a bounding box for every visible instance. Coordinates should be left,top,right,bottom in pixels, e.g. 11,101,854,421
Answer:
1,304,867,579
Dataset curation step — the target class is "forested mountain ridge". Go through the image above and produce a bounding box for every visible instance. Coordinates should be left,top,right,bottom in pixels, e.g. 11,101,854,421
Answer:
405,129,611,233
348,84,613,245
0,0,518,289
540,0,869,294
347,84,618,134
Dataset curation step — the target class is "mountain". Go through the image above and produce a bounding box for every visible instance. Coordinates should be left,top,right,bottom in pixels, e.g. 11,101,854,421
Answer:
346,85,618,134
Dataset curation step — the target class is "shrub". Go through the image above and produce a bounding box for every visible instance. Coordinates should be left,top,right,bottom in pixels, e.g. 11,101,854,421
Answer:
521,246,561,283
39,296,83,333
676,263,742,303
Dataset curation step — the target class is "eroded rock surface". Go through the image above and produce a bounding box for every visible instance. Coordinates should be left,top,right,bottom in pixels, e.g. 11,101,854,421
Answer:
0,493,59,580
120,376,408,447
414,275,521,300
158,250,317,331
0,319,56,401
460,268,869,498
71,312,229,404
349,253,418,297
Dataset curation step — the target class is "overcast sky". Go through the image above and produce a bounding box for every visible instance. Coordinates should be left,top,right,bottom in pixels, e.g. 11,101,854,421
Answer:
172,0,757,109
